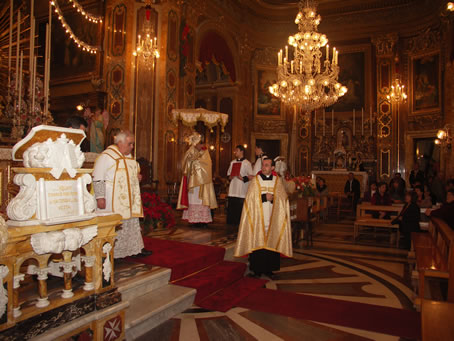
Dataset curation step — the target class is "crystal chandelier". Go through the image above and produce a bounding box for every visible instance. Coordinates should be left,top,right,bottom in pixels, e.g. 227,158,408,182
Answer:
133,33,160,60
269,0,347,112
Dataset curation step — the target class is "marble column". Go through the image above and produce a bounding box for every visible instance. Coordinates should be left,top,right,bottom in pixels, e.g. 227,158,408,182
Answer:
81,255,95,291
13,274,25,318
36,267,50,308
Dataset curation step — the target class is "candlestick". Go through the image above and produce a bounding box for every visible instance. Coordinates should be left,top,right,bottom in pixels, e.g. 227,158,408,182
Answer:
29,0,34,97
361,107,364,136
31,56,36,115
18,50,23,123
15,10,20,92
8,0,13,93
331,109,334,135
314,110,317,136
370,106,373,136
353,109,355,136
323,108,326,136
44,24,49,115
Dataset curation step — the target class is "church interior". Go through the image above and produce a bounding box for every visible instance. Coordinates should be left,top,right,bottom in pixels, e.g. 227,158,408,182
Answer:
0,0,454,340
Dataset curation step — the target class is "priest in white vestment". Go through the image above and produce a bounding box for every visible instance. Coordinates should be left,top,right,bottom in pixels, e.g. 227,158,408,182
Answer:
92,131,148,258
234,157,292,279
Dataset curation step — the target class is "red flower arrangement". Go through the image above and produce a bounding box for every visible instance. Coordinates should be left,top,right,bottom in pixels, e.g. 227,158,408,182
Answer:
141,192,176,234
289,175,316,197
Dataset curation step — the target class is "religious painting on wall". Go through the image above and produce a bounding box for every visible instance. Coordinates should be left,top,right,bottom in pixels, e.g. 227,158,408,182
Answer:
411,52,440,114
255,67,283,119
329,45,371,113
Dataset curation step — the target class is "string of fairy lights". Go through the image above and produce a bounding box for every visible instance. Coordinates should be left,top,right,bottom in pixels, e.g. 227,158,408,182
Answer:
68,0,103,23
50,0,101,54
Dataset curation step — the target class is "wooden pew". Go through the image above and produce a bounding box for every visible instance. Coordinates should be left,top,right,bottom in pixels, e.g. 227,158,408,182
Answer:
421,299,454,340
289,196,319,247
354,203,402,247
410,217,454,302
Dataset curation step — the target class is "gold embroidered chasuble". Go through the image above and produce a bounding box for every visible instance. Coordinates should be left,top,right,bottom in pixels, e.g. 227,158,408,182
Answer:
234,174,293,258
177,146,217,209
97,145,143,219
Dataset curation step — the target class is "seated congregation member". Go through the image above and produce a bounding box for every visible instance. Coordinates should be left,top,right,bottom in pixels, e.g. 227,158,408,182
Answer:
65,116,89,152
425,189,454,229
415,185,432,208
226,145,253,225
344,172,361,213
389,179,405,204
392,191,420,250
409,162,425,188
371,182,392,219
363,182,377,202
423,183,436,206
316,177,329,219
234,157,292,279
389,173,406,194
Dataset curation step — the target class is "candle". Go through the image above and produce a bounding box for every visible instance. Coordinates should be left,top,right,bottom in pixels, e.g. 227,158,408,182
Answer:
370,106,373,136
331,109,334,135
323,108,326,136
280,49,282,64
285,45,288,60
314,110,317,136
326,44,329,61
291,60,294,73
332,47,336,64
300,60,302,73
18,50,23,122
361,107,364,136
353,108,355,136
29,0,34,97
277,51,280,65
15,10,20,92
31,56,36,115
8,0,13,92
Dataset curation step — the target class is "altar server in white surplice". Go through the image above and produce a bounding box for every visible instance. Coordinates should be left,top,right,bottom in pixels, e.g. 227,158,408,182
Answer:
92,131,150,259
226,145,253,226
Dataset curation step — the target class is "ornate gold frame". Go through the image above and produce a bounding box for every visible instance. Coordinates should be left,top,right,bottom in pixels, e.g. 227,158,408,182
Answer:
410,50,441,115
254,65,285,120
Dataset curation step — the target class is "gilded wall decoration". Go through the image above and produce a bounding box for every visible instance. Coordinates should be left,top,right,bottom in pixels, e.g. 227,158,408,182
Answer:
406,27,442,54
254,119,287,133
252,47,278,67
410,51,441,114
377,100,392,138
108,64,125,122
110,4,127,57
408,113,442,131
371,34,398,56
167,10,178,62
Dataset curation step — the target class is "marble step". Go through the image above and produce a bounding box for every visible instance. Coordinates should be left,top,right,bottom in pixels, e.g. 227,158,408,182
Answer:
118,266,171,302
125,284,196,340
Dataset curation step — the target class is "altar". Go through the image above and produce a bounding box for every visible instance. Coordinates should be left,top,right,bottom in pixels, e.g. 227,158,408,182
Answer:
312,171,368,197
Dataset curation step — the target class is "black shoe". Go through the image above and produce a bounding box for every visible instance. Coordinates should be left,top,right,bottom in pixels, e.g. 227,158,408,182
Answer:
131,249,153,258
248,272,261,278
264,272,277,280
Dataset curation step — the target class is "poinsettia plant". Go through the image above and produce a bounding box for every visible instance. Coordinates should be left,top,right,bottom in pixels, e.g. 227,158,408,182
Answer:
289,175,316,197
141,192,176,235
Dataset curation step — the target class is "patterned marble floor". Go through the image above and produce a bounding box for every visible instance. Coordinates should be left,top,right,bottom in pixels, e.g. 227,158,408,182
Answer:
138,213,419,341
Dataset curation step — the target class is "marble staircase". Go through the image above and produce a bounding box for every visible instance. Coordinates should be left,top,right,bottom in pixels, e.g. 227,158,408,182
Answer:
119,266,196,340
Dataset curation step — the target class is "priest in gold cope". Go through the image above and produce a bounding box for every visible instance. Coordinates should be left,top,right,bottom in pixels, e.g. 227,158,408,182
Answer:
234,157,293,279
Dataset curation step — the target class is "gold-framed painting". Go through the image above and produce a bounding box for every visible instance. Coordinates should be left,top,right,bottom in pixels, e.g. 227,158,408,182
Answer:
410,51,441,114
254,66,284,119
329,44,372,114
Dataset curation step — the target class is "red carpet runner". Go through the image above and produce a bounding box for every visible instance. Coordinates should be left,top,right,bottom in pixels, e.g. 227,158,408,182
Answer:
238,288,421,340
128,237,266,311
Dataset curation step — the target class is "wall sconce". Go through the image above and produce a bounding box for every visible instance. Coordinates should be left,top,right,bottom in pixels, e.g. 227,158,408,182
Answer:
243,144,248,149
448,2,454,11
435,125,453,149
209,145,215,151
